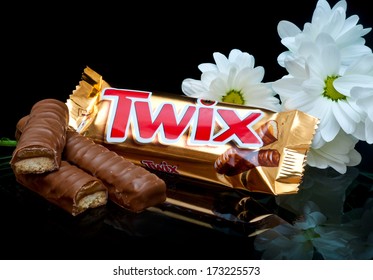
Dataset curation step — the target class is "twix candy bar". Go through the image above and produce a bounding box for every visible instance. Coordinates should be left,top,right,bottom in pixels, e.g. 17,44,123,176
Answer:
11,99,69,174
63,129,167,213
12,102,108,216
15,114,167,213
67,67,319,196
15,160,108,216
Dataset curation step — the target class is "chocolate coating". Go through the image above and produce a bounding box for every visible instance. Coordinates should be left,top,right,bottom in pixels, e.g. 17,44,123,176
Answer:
64,129,167,212
14,161,108,216
14,114,166,212
15,115,29,141
11,99,69,174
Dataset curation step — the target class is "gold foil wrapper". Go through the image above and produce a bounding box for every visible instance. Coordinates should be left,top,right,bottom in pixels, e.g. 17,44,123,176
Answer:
67,67,319,196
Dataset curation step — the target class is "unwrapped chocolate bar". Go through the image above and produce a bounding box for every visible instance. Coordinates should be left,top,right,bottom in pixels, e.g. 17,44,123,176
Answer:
14,161,108,216
15,115,167,213
64,129,167,212
67,67,319,196
11,99,69,174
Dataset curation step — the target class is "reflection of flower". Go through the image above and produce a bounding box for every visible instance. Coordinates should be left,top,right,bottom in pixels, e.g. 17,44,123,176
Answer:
181,0,373,174
254,201,327,259
253,166,373,259
181,49,281,112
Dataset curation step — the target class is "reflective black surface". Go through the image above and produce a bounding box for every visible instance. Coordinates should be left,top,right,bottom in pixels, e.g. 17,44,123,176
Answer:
1,144,372,260
0,147,259,260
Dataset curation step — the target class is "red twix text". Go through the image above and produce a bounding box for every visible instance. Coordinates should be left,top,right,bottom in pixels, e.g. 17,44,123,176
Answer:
101,88,264,148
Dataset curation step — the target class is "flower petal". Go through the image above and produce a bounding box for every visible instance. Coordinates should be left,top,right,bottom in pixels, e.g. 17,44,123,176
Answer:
277,20,301,39
213,52,230,73
334,75,373,95
181,78,206,97
307,131,361,173
198,62,218,73
332,101,360,134
365,118,373,144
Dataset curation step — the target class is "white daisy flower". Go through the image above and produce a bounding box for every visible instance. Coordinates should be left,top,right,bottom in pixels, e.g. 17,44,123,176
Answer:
273,34,373,173
277,0,372,68
274,34,369,145
306,131,362,174
347,87,373,144
181,49,281,112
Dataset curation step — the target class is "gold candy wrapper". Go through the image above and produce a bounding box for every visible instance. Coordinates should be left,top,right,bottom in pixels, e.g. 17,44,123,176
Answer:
67,67,319,197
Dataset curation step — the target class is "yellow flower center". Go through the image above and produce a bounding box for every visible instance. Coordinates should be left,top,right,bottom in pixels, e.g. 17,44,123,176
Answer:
304,228,320,241
222,90,245,105
323,76,346,101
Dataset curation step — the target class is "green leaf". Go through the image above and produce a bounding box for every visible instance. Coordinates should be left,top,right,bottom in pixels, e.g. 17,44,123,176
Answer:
0,138,17,147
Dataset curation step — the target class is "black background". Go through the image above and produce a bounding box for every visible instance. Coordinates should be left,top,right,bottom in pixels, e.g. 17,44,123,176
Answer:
1,0,372,260
3,0,372,170
3,0,373,136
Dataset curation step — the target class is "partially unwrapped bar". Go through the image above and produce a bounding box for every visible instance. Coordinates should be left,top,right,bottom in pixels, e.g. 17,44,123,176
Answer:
67,67,319,196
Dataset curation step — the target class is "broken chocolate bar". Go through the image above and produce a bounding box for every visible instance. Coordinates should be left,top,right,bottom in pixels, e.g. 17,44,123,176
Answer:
14,161,108,216
64,129,167,212
15,114,167,213
11,99,69,174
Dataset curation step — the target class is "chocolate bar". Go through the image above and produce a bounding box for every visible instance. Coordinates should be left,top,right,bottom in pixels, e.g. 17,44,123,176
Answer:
64,129,167,212
214,147,280,176
14,161,108,216
11,99,69,174
14,115,29,141
15,114,167,212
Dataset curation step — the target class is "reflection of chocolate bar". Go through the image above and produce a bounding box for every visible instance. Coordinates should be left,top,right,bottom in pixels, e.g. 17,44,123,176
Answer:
214,147,280,176
64,129,167,212
11,99,69,174
14,161,108,216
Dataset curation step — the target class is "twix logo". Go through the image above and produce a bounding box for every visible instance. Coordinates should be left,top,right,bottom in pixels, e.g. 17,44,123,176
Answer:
141,160,178,174
101,88,264,148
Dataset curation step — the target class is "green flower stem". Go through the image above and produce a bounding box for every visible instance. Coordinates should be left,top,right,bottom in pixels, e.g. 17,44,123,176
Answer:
0,138,17,147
